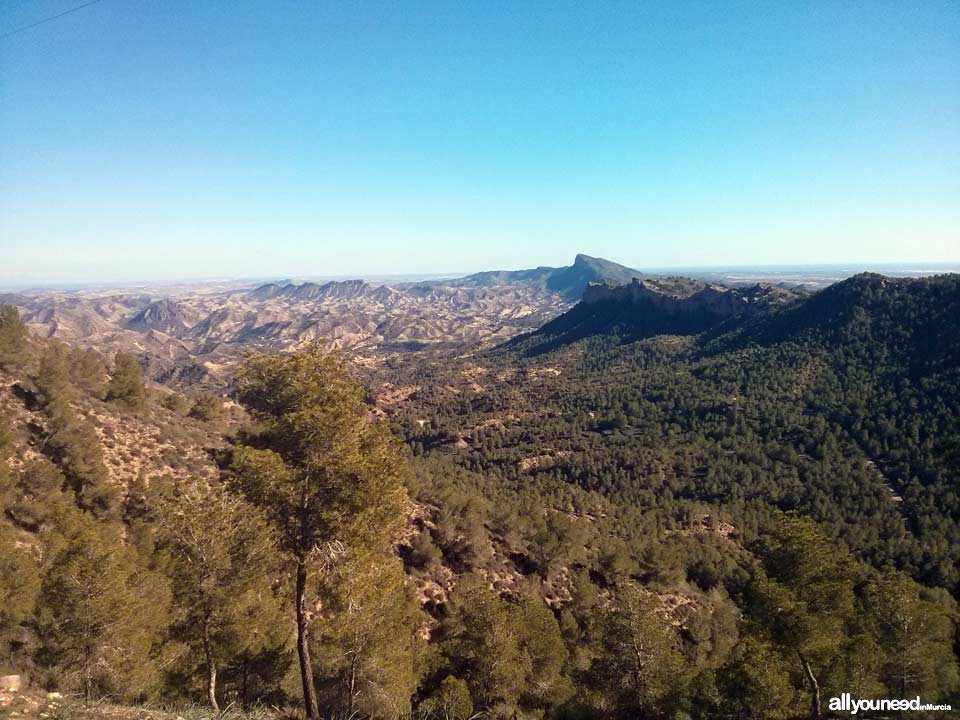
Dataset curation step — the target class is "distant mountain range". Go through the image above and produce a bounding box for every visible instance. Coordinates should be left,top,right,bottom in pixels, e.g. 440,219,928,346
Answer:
248,278,393,302
10,256,623,385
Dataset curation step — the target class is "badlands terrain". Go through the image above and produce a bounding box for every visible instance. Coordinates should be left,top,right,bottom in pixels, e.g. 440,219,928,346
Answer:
0,254,703,386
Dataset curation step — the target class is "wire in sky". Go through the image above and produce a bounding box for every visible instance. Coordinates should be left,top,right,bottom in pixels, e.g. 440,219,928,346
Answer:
0,0,107,40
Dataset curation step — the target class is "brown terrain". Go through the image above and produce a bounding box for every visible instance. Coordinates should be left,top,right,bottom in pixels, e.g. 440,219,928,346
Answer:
0,255,653,388
3,278,569,388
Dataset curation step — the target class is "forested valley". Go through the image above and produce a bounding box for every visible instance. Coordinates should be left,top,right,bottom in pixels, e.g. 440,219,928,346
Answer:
0,273,958,719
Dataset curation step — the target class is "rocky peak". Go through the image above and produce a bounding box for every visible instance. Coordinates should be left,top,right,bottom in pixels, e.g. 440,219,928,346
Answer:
247,281,293,300
126,299,190,334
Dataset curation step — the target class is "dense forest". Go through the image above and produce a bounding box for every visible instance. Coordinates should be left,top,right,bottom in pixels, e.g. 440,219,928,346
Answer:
390,274,960,589
0,274,958,719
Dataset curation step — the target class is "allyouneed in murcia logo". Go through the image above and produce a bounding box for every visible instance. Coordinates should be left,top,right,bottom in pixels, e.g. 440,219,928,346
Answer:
829,693,952,714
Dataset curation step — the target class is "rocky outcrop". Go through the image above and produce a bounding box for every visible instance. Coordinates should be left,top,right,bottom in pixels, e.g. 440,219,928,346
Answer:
581,278,789,322
514,278,799,354
248,279,377,301
126,299,191,333
247,281,293,300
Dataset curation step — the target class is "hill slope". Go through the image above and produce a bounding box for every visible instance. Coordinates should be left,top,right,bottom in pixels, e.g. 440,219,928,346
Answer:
512,276,799,354
384,273,960,588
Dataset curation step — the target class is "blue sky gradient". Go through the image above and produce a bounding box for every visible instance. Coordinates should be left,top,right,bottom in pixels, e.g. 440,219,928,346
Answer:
1,1,958,282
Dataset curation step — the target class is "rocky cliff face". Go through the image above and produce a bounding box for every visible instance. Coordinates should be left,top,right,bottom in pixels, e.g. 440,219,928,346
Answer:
581,278,790,321
514,278,800,354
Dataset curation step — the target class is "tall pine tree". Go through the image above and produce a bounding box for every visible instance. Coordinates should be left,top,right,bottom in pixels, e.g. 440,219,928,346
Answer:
230,346,408,719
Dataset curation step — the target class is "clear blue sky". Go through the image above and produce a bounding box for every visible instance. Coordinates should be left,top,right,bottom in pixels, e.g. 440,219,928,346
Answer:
1,1,958,283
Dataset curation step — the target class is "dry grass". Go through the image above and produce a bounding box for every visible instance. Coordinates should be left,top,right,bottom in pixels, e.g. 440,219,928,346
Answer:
83,402,220,488
46,696,298,720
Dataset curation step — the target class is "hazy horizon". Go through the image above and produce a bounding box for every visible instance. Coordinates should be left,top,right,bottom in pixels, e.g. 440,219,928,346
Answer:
3,258,959,293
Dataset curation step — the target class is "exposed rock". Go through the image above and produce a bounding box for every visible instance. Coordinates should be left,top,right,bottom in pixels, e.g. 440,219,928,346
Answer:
246,281,293,300
581,277,792,321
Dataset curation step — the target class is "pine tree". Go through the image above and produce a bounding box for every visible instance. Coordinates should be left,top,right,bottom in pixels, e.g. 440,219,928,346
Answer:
715,637,795,719
0,413,13,510
43,404,118,519
864,570,959,701
35,343,71,407
0,305,28,369
425,675,474,720
442,582,529,714
440,581,569,717
230,346,409,720
36,506,172,700
0,417,38,672
312,553,422,716
587,583,687,716
68,348,107,398
7,458,69,531
188,393,224,424
105,352,146,411
0,519,40,671
747,517,858,719
152,477,284,718
512,591,572,712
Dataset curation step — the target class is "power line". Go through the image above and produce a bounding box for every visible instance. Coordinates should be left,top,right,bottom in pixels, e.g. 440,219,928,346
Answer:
0,0,107,40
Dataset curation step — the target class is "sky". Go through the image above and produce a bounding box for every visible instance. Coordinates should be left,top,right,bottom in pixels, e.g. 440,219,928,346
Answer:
1,1,958,283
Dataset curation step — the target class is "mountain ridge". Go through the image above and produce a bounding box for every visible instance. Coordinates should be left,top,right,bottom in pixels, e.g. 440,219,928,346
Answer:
511,275,800,354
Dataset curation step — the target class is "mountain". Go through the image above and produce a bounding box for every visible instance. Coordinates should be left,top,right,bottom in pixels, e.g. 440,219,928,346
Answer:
125,298,192,334
247,281,293,300
283,279,372,301
452,253,645,299
392,270,960,587
513,276,799,353
545,254,648,297
711,272,960,361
